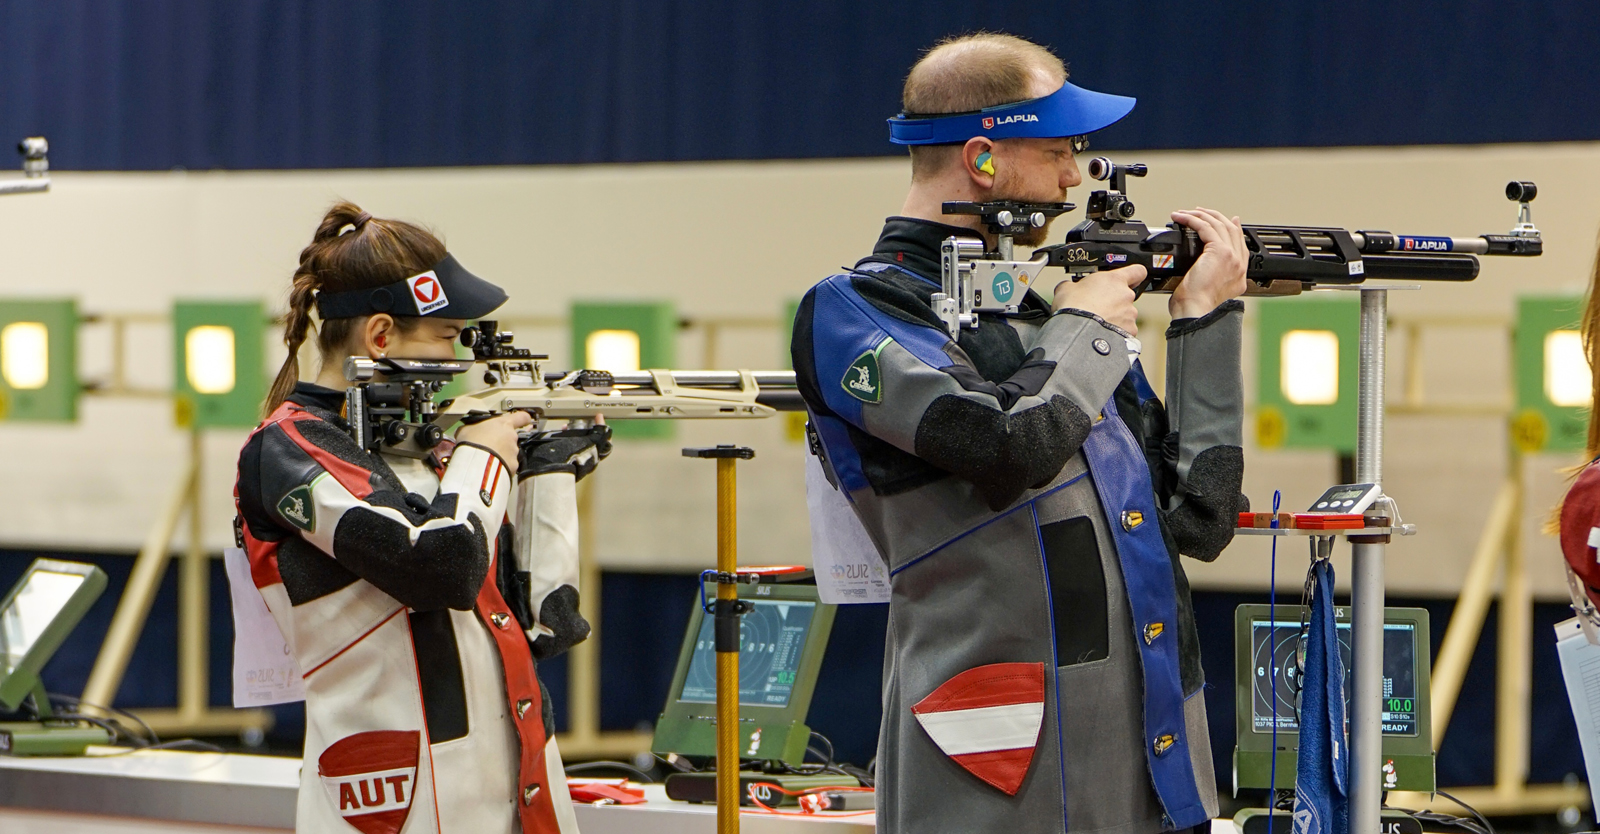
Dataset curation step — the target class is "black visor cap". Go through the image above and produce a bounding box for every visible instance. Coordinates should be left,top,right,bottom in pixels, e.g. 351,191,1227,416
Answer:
314,254,508,321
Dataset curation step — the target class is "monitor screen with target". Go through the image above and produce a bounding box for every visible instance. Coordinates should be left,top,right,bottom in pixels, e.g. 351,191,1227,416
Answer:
652,582,837,766
677,597,818,708
1233,604,1435,793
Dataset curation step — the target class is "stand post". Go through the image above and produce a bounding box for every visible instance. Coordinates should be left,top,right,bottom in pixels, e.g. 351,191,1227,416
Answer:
178,427,207,722
1350,288,1388,834
684,444,756,834
714,455,740,834
567,475,600,747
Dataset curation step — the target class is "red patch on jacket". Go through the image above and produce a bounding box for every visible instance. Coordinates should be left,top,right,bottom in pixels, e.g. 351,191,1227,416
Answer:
318,730,421,834
911,662,1045,795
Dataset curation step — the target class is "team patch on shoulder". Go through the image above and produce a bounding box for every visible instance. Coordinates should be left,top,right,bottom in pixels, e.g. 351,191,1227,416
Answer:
277,484,316,532
842,338,891,404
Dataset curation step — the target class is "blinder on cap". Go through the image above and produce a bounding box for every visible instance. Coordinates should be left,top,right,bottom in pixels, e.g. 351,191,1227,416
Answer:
314,254,507,321
887,80,1136,146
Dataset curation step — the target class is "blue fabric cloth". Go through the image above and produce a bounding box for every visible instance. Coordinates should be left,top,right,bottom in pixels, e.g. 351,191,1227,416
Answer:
8,2,1600,171
1292,558,1349,834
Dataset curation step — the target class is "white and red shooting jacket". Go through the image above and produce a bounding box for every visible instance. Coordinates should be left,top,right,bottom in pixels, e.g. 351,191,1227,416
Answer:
234,383,579,834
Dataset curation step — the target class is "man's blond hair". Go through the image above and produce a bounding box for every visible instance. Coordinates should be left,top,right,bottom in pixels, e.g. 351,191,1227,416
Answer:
901,33,1067,181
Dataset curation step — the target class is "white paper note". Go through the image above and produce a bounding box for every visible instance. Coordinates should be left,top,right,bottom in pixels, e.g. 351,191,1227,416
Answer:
804,453,890,604
224,547,305,707
1555,616,1600,814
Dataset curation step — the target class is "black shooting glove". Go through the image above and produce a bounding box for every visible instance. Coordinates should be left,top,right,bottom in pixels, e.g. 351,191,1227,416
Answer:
516,424,613,482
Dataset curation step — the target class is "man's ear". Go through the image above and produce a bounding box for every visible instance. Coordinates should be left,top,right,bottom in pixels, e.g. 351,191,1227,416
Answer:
963,138,996,190
361,314,396,356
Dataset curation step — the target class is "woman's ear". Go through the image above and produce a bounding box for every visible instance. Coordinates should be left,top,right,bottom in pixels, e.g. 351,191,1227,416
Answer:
362,314,396,357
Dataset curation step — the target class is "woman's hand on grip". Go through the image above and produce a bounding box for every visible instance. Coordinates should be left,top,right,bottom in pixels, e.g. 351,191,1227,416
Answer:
455,411,532,466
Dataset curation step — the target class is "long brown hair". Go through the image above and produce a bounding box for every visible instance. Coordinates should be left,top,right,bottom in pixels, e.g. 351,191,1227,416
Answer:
264,201,446,416
1582,233,1600,461
1548,228,1600,533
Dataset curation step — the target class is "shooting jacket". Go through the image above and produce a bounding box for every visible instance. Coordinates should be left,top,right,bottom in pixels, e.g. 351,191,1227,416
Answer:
233,383,580,834
792,218,1247,834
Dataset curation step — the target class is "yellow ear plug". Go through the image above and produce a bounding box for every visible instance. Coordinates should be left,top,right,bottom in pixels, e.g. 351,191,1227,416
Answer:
975,152,995,176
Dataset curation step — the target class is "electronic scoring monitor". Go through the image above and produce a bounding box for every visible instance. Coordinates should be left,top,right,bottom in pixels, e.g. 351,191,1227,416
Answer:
1233,604,1435,794
652,581,836,765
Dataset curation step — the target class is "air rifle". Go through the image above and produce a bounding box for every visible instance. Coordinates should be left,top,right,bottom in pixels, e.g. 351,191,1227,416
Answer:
342,321,801,458
0,138,49,196
930,157,1541,335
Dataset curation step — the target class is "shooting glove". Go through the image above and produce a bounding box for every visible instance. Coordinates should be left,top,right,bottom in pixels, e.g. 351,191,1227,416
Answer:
506,423,610,660
517,424,613,482
509,470,591,659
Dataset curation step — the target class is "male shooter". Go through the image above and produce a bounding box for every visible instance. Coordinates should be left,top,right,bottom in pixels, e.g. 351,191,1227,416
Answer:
793,33,1249,834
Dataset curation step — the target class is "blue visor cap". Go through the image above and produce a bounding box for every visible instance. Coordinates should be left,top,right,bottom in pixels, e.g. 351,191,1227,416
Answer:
888,80,1136,145
315,254,507,321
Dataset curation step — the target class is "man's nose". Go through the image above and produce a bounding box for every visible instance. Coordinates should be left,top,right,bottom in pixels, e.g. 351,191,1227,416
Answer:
1062,157,1082,190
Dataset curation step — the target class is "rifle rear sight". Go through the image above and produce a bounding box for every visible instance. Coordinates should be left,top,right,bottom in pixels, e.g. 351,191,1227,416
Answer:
460,320,542,361
1084,156,1147,222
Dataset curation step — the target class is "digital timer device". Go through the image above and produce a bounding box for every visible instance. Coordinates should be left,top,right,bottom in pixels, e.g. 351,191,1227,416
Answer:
1233,604,1434,793
1306,483,1382,514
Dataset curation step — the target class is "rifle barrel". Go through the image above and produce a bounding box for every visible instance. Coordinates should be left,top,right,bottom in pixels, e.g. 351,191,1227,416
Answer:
0,178,49,196
543,370,797,389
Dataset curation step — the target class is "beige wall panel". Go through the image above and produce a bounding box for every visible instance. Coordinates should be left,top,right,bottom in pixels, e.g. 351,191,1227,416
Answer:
0,142,1595,597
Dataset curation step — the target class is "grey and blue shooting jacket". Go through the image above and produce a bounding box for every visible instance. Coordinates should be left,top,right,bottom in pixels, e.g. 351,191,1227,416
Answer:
792,218,1247,834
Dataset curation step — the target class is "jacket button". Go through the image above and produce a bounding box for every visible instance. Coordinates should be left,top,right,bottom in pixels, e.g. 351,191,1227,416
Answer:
1121,510,1144,532
491,612,511,629
523,783,541,805
1092,338,1111,355
1143,622,1164,644
517,698,533,719
1153,734,1176,756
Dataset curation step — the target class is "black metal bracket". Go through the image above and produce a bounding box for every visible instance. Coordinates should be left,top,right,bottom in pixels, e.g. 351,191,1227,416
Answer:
942,200,1074,237
682,444,756,460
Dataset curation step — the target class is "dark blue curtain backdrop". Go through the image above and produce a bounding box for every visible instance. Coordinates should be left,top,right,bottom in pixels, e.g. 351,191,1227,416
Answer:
0,1,1596,171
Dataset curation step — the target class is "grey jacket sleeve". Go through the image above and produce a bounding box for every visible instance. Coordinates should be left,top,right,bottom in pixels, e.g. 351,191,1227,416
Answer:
857,311,1130,511
1162,299,1247,561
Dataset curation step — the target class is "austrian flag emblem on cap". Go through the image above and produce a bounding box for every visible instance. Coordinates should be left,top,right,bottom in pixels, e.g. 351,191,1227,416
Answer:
408,271,449,315
319,730,421,834
912,662,1045,795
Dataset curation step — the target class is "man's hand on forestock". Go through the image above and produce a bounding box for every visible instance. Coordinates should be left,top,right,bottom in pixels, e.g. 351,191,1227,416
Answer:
1168,207,1248,320
1051,265,1146,336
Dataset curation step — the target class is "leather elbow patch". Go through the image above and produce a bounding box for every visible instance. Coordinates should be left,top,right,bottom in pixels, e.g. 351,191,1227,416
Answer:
1167,445,1245,562
530,585,591,660
914,394,1091,511
332,509,490,610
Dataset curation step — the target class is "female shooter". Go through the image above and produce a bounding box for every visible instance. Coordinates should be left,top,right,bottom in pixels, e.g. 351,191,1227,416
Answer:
233,203,604,834
1559,235,1600,615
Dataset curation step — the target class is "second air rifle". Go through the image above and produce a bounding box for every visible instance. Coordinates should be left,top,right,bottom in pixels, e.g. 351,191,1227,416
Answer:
342,321,801,458
1,137,49,197
930,157,1541,336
